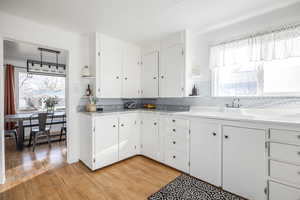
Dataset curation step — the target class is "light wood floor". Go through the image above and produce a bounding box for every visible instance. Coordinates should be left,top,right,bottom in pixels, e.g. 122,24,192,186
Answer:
0,154,181,200
2,138,67,193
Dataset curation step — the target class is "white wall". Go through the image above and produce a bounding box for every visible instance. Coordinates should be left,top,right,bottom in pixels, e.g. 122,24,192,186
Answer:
0,11,89,182
0,38,5,183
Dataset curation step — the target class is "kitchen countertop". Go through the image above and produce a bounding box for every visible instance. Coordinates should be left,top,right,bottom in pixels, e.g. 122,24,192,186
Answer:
79,107,300,126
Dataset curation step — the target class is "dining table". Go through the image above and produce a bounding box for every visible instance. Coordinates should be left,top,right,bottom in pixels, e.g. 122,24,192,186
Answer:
5,111,66,150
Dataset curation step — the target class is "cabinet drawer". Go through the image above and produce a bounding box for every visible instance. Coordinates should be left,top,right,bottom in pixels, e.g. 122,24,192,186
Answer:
166,118,189,129
270,160,300,186
270,143,300,163
165,134,188,153
270,129,300,144
164,150,189,173
166,126,189,138
269,181,300,200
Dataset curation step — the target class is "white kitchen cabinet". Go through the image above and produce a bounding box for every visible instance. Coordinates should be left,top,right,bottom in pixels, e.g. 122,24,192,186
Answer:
269,181,300,200
79,114,119,170
90,33,141,98
141,114,159,160
222,126,266,200
119,114,140,161
93,116,119,170
122,43,141,98
162,116,190,173
190,121,221,186
97,34,123,98
141,52,159,98
159,44,185,97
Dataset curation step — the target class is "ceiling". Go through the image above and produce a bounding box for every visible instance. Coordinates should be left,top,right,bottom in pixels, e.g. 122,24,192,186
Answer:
4,40,68,64
0,0,300,44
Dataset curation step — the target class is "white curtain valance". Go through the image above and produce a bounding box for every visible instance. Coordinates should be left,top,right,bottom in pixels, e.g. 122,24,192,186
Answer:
209,26,300,69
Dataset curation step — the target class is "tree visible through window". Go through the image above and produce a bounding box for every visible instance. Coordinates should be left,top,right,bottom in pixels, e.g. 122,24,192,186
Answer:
17,72,65,110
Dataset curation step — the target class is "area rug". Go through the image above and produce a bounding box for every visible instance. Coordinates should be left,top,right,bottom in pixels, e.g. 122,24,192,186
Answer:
148,174,246,200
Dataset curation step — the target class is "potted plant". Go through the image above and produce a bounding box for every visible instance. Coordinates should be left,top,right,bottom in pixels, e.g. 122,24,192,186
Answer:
43,96,59,112
86,96,97,112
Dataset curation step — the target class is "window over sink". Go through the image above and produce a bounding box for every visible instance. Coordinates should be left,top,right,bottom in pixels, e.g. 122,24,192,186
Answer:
210,25,300,97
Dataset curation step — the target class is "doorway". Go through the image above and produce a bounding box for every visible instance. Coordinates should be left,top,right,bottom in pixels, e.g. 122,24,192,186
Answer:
1,40,68,191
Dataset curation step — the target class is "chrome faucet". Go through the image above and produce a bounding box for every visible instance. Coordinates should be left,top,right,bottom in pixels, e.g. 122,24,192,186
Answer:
226,98,241,108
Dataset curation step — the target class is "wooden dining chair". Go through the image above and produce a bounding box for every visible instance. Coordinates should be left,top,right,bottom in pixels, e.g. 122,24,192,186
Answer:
4,127,18,149
28,112,54,152
60,115,67,143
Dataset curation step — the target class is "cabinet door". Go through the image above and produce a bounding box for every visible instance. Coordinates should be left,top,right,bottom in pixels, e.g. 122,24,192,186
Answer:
141,114,159,160
123,44,141,98
119,114,140,160
93,116,119,169
190,121,221,186
141,52,159,98
98,35,123,98
223,126,266,200
160,44,185,97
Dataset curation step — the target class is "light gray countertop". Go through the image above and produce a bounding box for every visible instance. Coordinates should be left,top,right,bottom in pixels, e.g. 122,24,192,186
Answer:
78,107,300,126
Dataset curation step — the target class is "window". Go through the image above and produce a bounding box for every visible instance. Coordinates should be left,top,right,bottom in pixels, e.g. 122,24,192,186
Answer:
210,25,300,97
16,71,65,110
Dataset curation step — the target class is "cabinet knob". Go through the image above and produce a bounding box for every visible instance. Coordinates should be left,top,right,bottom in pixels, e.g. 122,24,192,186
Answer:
113,125,116,128
116,76,119,79
212,132,217,136
161,75,164,79
121,124,124,127
173,155,176,159
98,88,100,92
297,152,300,155
172,119,176,123
172,129,176,132
173,141,176,144
298,135,300,139
124,77,128,80
154,122,157,126
224,135,229,139
153,77,157,79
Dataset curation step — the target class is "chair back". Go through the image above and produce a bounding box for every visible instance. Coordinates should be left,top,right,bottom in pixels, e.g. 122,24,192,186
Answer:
38,113,48,131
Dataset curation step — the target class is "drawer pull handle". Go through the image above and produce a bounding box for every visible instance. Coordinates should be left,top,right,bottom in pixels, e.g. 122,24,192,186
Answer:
172,119,176,123
172,129,176,132
154,122,157,126
212,132,217,136
173,141,176,144
173,155,176,159
224,135,229,139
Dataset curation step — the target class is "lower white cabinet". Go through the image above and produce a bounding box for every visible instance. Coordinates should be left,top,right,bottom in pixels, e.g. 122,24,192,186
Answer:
269,181,300,200
119,114,140,161
79,114,119,170
93,116,119,169
190,121,221,186
162,116,190,173
141,113,160,160
222,126,266,200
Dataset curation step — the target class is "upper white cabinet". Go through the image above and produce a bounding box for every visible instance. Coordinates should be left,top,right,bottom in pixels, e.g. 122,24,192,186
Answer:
190,121,221,186
89,33,141,98
160,33,186,97
222,126,266,200
122,43,141,98
141,52,159,98
119,114,140,161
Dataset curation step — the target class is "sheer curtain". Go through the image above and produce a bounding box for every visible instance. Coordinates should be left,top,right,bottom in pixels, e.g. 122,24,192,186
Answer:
210,25,300,96
210,25,300,69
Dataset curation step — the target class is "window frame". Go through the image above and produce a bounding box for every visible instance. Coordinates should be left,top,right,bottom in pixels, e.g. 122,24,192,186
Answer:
14,69,66,112
211,68,300,98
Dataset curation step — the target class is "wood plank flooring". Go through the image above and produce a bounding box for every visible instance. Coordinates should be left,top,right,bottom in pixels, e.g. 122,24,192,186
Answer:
0,156,181,200
2,137,66,193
